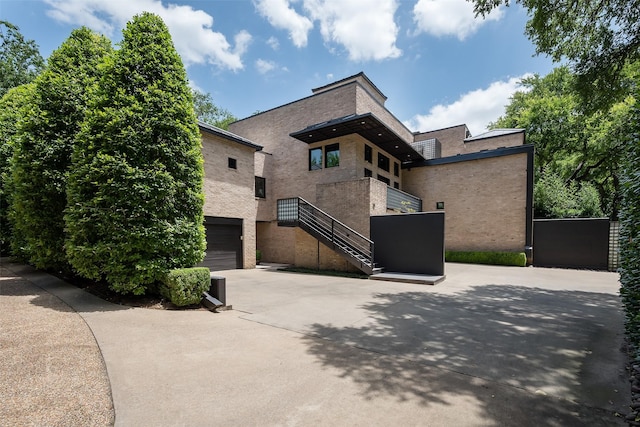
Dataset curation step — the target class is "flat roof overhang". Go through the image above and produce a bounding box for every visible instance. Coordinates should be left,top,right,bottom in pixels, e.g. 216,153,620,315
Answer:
289,113,424,162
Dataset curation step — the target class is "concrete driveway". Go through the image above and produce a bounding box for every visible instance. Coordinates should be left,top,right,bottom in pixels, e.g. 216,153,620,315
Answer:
4,262,629,426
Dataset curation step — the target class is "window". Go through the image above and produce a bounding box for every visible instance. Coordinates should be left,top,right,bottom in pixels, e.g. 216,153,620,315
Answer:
255,176,266,198
378,153,389,172
309,148,322,170
394,162,399,177
228,157,237,169
393,182,399,189
325,143,340,168
377,174,390,185
364,144,372,163
364,168,372,177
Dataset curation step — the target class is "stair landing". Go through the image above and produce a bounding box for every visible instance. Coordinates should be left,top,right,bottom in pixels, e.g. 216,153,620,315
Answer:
369,272,446,285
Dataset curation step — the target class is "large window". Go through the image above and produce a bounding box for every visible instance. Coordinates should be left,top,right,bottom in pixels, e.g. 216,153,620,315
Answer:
309,147,322,170
255,176,266,198
364,144,372,163
378,153,390,172
325,143,340,168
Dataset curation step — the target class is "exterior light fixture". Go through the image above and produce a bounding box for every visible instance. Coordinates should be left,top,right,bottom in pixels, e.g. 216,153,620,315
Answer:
378,133,382,137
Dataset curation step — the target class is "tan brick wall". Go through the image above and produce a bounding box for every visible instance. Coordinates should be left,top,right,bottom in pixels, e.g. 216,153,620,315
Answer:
201,132,257,268
355,85,414,143
256,221,295,264
462,132,524,154
403,153,528,252
255,151,272,221
414,125,469,158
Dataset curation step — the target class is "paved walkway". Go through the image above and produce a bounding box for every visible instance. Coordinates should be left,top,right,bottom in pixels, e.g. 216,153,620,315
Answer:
1,260,630,426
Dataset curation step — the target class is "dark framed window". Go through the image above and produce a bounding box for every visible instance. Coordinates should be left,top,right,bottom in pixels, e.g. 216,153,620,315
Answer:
394,162,399,177
364,144,372,163
393,182,399,189
325,143,340,168
228,157,237,169
309,148,322,170
364,168,372,177
255,176,266,198
378,153,389,172
377,174,390,185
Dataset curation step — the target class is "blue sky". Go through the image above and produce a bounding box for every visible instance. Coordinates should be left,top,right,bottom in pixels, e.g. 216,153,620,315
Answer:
1,0,557,135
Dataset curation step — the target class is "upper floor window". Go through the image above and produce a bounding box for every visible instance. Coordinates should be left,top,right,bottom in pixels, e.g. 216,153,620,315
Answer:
325,143,340,168
364,168,372,178
393,182,399,189
378,153,390,172
377,174,390,185
364,144,372,163
394,162,399,177
309,148,322,170
255,176,266,198
228,157,237,169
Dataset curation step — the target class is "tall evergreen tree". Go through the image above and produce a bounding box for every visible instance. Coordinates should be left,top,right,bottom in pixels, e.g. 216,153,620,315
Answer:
11,28,111,270
66,13,206,294
0,83,34,256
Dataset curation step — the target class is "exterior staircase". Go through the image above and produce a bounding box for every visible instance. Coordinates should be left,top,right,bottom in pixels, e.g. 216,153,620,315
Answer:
277,197,382,275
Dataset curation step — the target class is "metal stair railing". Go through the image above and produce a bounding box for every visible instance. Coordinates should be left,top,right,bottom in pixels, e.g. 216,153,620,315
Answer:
277,197,378,275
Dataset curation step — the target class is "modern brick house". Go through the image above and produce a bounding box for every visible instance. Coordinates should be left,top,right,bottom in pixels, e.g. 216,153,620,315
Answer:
199,72,533,273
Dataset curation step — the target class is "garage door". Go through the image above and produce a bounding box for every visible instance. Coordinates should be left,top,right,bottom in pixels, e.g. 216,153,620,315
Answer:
200,217,243,271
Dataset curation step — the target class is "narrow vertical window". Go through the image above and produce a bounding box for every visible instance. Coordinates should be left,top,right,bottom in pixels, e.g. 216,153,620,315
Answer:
325,143,340,168
364,144,372,163
255,176,266,198
228,158,237,169
309,148,322,170
394,162,399,177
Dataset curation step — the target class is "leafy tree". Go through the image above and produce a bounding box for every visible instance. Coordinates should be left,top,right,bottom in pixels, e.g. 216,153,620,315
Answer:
533,169,603,218
192,89,236,129
10,28,111,270
492,66,632,217
66,13,206,295
0,21,45,97
472,0,640,110
0,84,34,256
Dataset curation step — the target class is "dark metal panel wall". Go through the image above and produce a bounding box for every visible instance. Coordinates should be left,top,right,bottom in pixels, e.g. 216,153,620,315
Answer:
371,212,445,275
533,218,609,270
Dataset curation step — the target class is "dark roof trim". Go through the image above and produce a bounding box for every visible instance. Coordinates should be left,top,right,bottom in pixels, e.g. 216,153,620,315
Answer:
404,144,533,169
198,121,262,151
290,112,424,162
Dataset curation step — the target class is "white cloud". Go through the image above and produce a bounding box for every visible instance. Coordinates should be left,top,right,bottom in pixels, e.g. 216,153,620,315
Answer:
304,0,401,61
43,0,250,70
256,59,276,74
266,36,280,50
405,75,530,135
254,0,313,48
413,0,504,40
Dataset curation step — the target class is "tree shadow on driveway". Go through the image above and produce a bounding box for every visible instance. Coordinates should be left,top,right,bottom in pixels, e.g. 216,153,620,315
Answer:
302,285,628,426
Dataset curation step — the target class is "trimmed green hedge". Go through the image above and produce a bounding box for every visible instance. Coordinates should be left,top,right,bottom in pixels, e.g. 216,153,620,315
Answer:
445,251,527,267
159,267,210,307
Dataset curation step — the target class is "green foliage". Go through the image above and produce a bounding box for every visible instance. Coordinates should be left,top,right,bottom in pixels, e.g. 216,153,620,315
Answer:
471,0,639,110
65,13,206,295
10,28,111,270
619,91,640,351
0,21,45,97
492,66,632,218
192,89,237,130
159,267,210,306
0,84,34,256
533,169,603,218
445,251,527,267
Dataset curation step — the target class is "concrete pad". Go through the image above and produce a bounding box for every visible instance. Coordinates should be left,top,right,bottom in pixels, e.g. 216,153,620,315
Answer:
369,271,446,285
4,261,630,426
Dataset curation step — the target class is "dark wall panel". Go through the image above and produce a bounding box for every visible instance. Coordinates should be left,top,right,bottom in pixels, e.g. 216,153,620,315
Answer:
371,212,445,275
533,218,609,270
